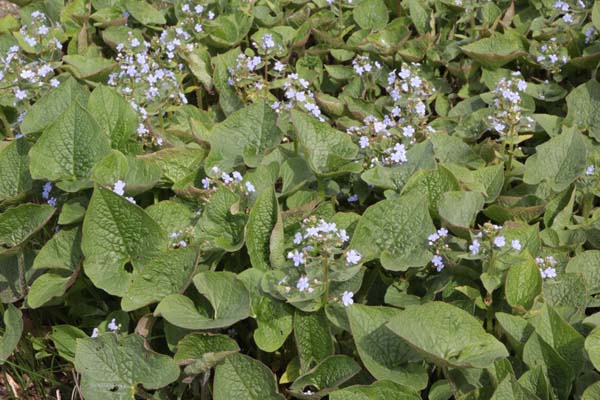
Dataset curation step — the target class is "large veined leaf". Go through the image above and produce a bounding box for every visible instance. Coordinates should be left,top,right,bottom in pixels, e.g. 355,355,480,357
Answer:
213,353,285,400
174,333,239,375
294,309,334,373
0,139,32,202
205,100,283,170
32,225,82,271
82,186,167,296
141,144,207,183
87,85,137,153
155,271,250,329
460,33,527,69
386,302,509,368
523,129,586,192
121,246,200,311
246,187,279,270
28,102,112,191
239,268,293,353
329,380,421,400
350,192,435,270
505,259,542,310
291,110,362,177
585,328,600,370
353,0,388,30
0,304,23,364
289,355,361,397
564,80,600,141
20,77,89,135
347,304,428,390
0,204,55,255
195,187,247,251
566,250,600,294
123,0,166,25
74,334,179,400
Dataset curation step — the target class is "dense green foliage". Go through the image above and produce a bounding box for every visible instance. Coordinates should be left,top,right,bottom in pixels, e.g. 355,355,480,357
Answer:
2,0,600,398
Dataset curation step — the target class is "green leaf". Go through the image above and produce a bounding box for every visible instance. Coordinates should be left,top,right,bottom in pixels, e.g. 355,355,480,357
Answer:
0,304,22,364
407,0,431,34
329,380,421,400
195,187,247,251
0,204,55,255
347,304,428,390
350,192,435,270
155,271,250,330
564,80,600,141
517,366,550,400
74,334,179,400
460,33,527,69
0,139,32,202
121,246,200,311
49,325,88,363
401,166,460,217
289,355,361,396
386,302,509,368
246,187,279,271
566,250,600,294
29,103,112,191
353,0,389,30
20,77,89,135
87,85,137,153
585,328,600,371
490,375,532,400
583,382,600,400
27,271,73,308
594,0,600,30
531,304,585,374
205,100,282,170
213,353,285,400
437,191,484,229
82,186,167,296
505,259,542,310
142,144,207,183
33,225,82,271
174,333,239,375
291,110,361,177
523,129,586,191
239,269,293,353
145,200,197,235
294,309,334,373
522,332,574,400
123,0,165,25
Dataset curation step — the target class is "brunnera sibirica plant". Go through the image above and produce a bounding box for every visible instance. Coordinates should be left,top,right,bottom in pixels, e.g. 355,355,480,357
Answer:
3,0,600,398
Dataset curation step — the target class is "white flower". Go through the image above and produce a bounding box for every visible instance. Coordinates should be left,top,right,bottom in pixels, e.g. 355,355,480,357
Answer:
287,250,305,267
517,80,527,92
245,181,256,193
201,178,211,189
113,180,126,196
47,197,57,207
91,328,99,338
221,172,233,184
562,14,573,23
511,239,522,251
262,34,275,49
194,4,204,13
14,88,27,100
493,236,506,248
194,24,203,33
338,229,349,243
428,233,439,244
346,250,362,265
586,165,595,175
438,228,448,237
541,267,557,279
296,276,310,292
50,78,60,87
179,240,187,248
341,291,354,307
107,318,119,331
348,194,359,203
402,126,415,137
42,182,53,199
273,61,285,72
231,171,243,181
432,254,444,272
359,136,370,148
293,232,303,244
469,239,480,255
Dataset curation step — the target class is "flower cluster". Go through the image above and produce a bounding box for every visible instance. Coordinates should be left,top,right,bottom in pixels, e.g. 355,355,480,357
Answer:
487,73,528,138
0,45,60,107
278,217,361,306
352,55,382,77
552,0,587,24
17,11,62,52
469,223,521,256
428,228,449,272
533,38,569,77
177,2,215,36
386,63,435,123
112,180,136,204
107,32,188,144
169,227,194,248
41,182,57,207
536,256,558,279
271,72,324,121
91,318,120,338
202,166,256,194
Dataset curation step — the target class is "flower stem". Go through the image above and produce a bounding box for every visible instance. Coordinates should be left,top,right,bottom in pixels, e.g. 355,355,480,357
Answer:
503,130,516,192
323,256,330,306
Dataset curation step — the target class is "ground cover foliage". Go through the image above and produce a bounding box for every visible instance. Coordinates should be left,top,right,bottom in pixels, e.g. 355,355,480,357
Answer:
2,0,600,398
